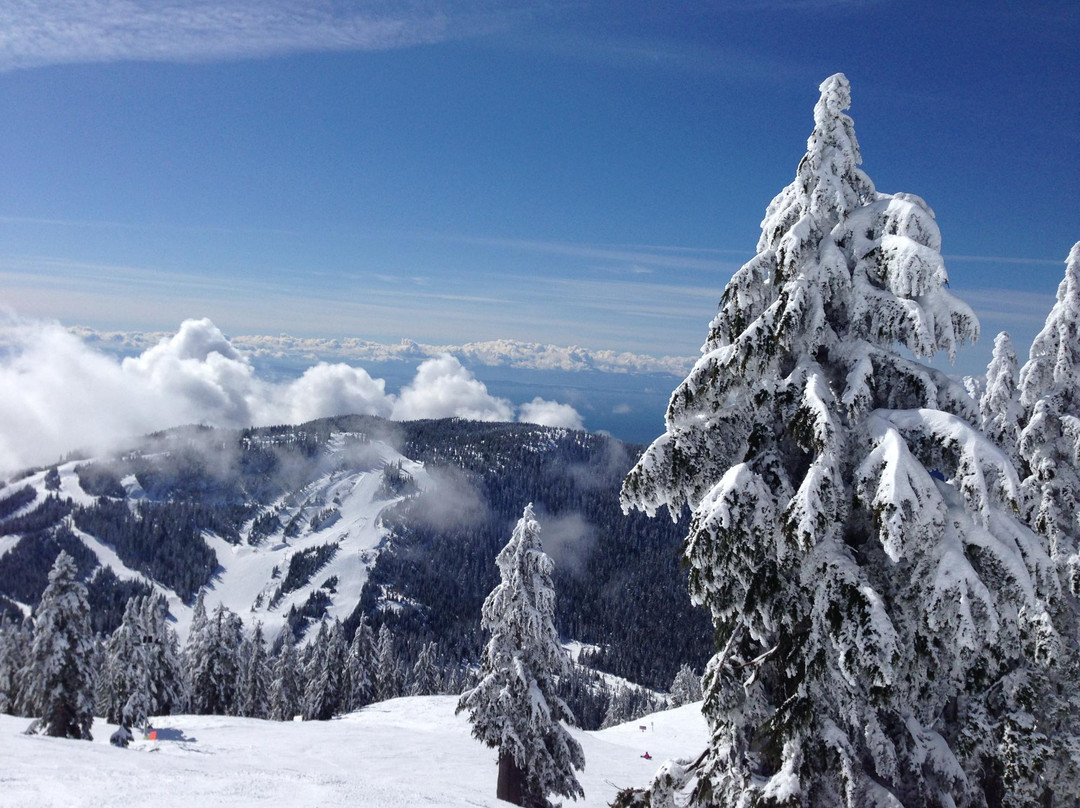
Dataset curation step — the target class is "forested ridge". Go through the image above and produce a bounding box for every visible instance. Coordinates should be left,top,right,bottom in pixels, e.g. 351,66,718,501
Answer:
0,415,711,702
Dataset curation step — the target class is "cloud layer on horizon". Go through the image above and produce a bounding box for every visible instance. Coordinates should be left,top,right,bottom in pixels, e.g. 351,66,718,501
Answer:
0,314,584,474
70,326,695,376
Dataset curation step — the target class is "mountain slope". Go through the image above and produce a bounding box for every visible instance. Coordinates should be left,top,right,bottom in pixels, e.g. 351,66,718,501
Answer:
0,416,711,690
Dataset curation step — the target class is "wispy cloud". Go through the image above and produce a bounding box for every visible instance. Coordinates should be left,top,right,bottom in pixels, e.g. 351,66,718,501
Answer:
447,234,742,274
957,288,1056,331
0,214,302,238
945,254,1064,266
0,0,520,71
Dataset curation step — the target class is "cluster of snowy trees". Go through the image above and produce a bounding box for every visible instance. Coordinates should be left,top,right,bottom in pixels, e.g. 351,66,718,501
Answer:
977,241,1080,599
617,73,1080,808
1,417,709,697
1,547,677,752
0,555,466,738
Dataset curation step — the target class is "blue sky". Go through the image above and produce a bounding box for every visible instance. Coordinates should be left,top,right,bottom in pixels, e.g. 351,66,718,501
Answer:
1,0,1078,376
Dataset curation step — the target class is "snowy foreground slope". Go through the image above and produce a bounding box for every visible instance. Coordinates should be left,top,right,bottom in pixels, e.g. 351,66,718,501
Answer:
0,696,707,808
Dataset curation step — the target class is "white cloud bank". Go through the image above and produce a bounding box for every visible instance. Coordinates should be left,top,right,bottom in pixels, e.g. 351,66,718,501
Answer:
392,353,514,422
0,0,517,71
0,314,583,474
70,327,694,375
518,397,585,430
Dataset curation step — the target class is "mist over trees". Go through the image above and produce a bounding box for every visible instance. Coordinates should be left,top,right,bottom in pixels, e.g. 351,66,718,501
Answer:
1,416,710,696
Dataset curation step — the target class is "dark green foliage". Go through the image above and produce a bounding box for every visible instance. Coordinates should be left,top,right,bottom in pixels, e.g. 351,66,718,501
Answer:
350,420,711,690
0,495,73,535
308,507,339,532
72,500,217,603
285,589,332,639
559,664,612,731
75,463,126,498
2,415,710,703
248,510,282,544
376,461,419,500
270,542,339,608
84,566,155,636
282,509,305,538
0,594,21,622
0,485,36,520
43,468,60,492
0,526,98,605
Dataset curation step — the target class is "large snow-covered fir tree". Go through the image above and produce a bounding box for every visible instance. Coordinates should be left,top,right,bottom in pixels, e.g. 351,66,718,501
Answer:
457,503,584,808
619,74,1072,807
100,594,184,727
22,552,96,740
1017,241,1080,595
140,595,184,717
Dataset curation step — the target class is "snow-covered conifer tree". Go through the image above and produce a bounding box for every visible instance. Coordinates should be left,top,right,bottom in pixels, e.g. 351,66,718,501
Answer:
374,624,401,702
1018,241,1080,594
22,552,95,739
0,614,30,715
620,74,1069,807
457,503,584,807
101,597,151,727
669,664,702,708
240,621,270,719
601,685,631,730
140,594,183,717
980,331,1023,466
269,624,300,722
186,601,243,715
301,620,330,720
302,619,346,720
182,588,208,707
410,641,441,696
344,620,375,710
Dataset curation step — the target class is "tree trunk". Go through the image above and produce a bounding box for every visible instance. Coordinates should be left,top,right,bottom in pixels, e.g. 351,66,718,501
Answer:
497,749,525,806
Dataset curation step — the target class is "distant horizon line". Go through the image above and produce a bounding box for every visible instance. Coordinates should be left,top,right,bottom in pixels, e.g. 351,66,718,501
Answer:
67,322,695,376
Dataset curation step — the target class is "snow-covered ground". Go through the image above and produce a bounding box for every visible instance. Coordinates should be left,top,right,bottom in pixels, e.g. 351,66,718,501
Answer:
0,696,706,807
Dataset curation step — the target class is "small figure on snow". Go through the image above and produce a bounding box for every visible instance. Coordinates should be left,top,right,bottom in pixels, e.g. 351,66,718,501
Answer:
110,725,132,748
641,752,652,760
